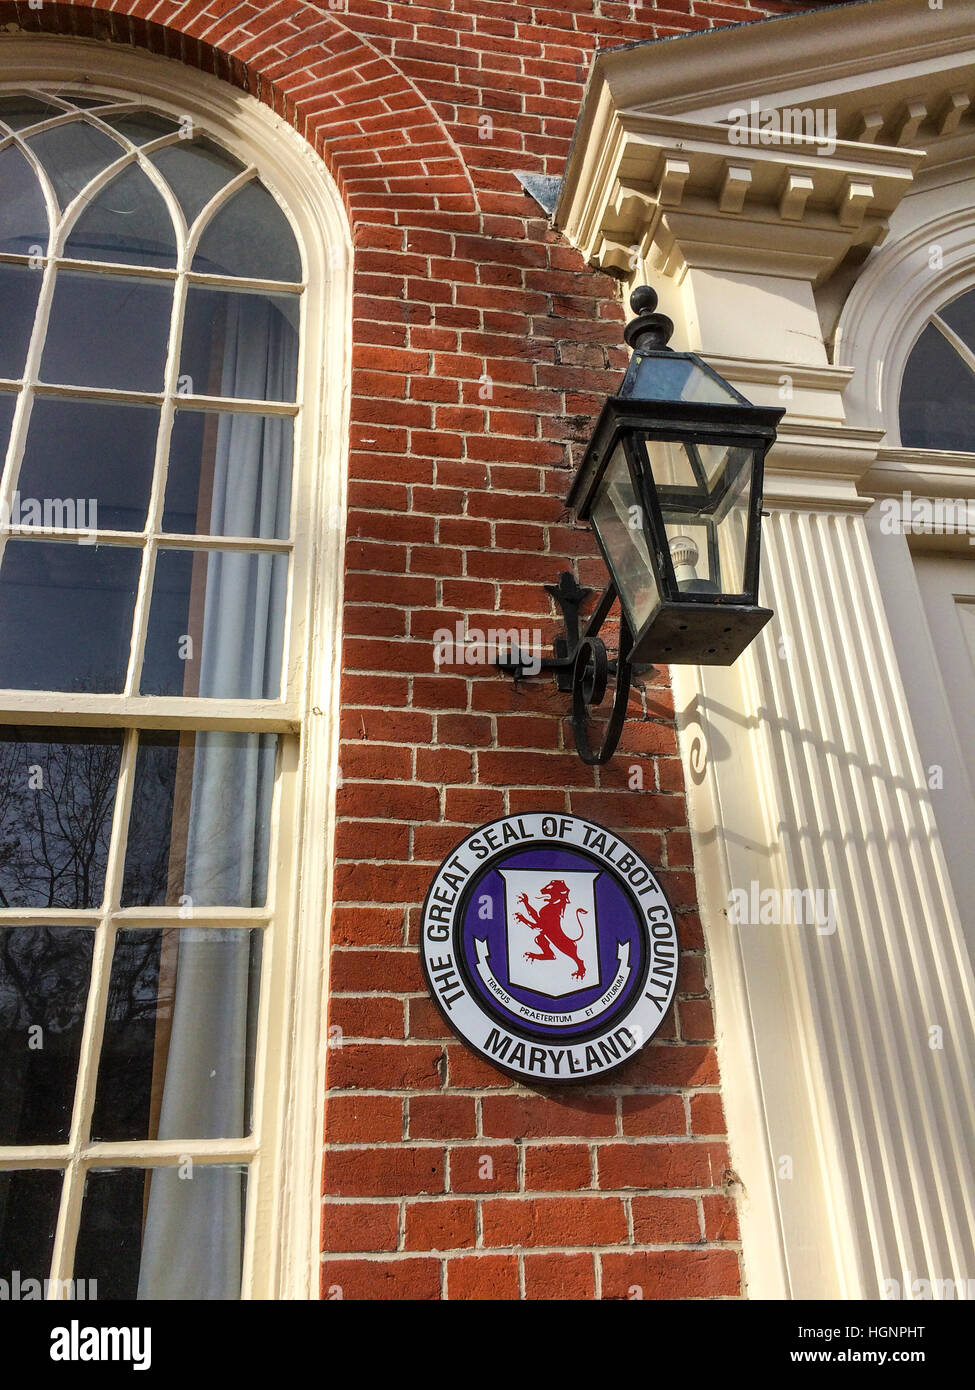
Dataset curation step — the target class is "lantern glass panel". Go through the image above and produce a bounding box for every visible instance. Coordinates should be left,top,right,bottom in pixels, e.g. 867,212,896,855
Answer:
639,435,756,597
589,443,660,634
624,353,747,406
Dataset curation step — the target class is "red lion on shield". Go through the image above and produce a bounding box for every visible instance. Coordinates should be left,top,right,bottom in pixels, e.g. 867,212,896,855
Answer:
515,879,588,981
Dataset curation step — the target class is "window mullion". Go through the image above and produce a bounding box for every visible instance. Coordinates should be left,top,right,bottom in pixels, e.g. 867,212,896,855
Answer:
46,726,139,1296
0,253,58,569
122,248,189,698
931,313,975,380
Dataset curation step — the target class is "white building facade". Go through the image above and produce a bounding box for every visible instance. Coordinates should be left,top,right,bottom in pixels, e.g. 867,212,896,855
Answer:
557,0,975,1299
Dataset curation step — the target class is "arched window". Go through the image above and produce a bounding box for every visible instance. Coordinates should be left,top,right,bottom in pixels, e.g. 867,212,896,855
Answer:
899,287,975,452
0,66,348,1302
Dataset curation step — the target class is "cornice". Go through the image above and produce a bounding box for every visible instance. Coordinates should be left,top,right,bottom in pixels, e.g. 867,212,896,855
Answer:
703,356,856,393
860,446,975,500
558,0,974,285
574,0,974,133
564,112,924,283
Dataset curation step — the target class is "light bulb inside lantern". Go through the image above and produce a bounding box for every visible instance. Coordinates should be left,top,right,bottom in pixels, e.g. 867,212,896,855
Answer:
669,534,700,590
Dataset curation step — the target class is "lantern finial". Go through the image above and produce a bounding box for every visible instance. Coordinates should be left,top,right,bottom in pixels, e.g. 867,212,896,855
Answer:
624,285,674,353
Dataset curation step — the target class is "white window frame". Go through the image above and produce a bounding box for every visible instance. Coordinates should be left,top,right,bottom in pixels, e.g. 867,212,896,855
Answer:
0,37,351,1301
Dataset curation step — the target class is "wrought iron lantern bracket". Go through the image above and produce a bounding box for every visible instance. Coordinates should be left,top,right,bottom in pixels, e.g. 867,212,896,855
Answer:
496,571,635,766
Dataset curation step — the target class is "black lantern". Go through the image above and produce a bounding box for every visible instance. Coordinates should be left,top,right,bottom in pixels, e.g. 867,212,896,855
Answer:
499,285,783,764
568,285,783,667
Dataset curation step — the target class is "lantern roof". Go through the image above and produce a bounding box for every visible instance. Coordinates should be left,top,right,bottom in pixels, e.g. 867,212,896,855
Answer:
619,285,752,406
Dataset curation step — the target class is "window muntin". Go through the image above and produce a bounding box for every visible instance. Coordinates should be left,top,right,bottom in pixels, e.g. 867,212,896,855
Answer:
899,287,975,452
0,87,308,1301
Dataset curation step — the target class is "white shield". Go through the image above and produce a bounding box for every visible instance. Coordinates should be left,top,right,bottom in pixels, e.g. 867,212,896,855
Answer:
499,869,600,999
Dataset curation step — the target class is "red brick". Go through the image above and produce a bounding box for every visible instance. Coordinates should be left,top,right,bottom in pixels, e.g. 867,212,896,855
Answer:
329,949,423,994
524,1252,596,1300
631,1196,700,1244
322,1203,399,1252
329,996,405,1040
444,1045,515,1089
408,995,453,1040
404,1199,476,1251
690,1093,726,1135
322,1258,441,1301
482,1197,627,1248
600,1250,741,1300
481,1095,617,1139
324,1095,403,1145
326,1042,443,1091
523,1144,592,1191
597,1142,729,1191
449,1144,519,1193
446,1255,519,1301
620,1094,686,1137
415,746,473,783
681,1000,715,1042
703,1193,740,1242
409,1095,477,1140
608,1040,715,1088
331,907,404,948
326,1146,445,1198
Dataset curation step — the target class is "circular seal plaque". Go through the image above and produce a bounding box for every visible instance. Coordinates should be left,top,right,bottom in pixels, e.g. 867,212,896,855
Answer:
419,813,679,1082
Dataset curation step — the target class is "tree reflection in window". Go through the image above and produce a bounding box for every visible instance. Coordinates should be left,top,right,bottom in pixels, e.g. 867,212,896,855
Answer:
0,729,122,909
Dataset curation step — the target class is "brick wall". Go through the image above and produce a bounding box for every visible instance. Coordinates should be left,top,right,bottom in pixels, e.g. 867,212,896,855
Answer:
11,0,839,1300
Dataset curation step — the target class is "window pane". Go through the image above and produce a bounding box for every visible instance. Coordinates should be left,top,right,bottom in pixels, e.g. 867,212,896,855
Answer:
0,728,123,908
937,289,975,353
0,263,41,380
17,396,158,532
65,95,122,111
900,321,975,451
141,548,287,699
0,392,15,459
0,540,140,692
100,112,180,145
0,143,48,255
180,286,299,401
26,120,124,210
74,1164,248,1300
92,927,261,1142
0,926,94,1143
122,731,277,909
163,410,293,538
0,1170,63,1287
64,164,177,268
149,138,244,229
0,94,65,130
41,270,172,391
193,180,301,282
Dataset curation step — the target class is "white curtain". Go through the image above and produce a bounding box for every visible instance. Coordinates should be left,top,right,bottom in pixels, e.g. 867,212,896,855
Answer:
137,295,291,1299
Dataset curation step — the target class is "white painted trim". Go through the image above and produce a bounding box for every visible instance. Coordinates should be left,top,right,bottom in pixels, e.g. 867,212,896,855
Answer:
0,38,352,1301
836,197,975,442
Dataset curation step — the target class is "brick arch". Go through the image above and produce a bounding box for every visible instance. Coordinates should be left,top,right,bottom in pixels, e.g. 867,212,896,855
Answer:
0,0,479,232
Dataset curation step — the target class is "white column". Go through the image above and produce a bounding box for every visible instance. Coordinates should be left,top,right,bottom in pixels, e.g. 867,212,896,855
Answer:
674,461,975,1298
